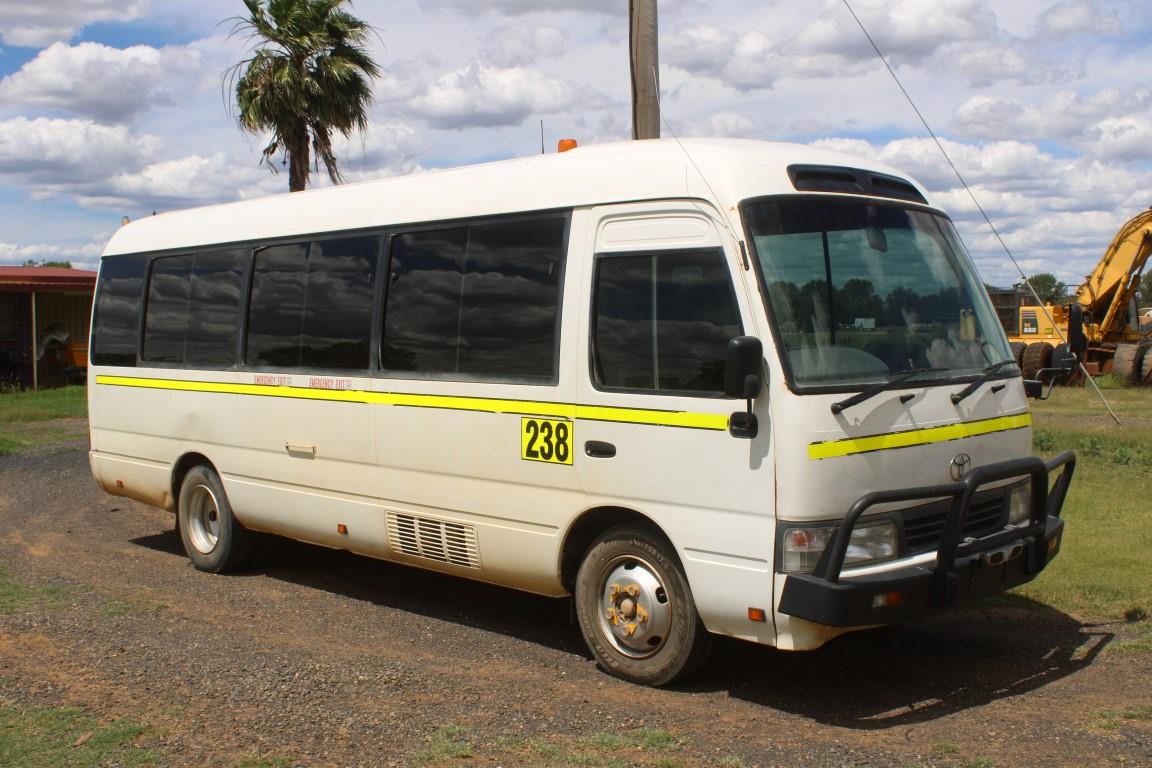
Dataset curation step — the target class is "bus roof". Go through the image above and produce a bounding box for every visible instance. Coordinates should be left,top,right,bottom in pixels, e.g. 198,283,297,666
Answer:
101,138,931,257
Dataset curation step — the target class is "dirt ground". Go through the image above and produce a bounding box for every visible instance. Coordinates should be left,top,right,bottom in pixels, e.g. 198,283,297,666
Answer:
1,427,1149,767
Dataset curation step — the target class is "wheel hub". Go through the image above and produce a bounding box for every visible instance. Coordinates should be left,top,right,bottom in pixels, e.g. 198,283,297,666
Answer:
186,484,220,555
598,557,673,658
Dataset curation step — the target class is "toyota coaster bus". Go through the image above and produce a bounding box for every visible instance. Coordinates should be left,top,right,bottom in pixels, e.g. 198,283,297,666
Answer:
88,139,1075,685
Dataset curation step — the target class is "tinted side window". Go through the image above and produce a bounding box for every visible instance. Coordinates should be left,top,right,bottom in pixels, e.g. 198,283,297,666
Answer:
593,249,742,394
186,249,245,367
246,238,378,370
382,216,566,382
92,254,148,366
301,236,378,369
246,244,308,367
142,254,193,363
381,228,467,374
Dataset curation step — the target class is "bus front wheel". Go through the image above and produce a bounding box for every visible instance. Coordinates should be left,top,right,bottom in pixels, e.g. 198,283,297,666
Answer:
177,465,252,573
574,525,711,686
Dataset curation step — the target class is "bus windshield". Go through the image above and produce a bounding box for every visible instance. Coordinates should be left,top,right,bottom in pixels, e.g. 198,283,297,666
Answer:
744,197,1012,388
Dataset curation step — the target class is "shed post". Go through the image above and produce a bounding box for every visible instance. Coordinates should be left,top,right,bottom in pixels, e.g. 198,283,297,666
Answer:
30,289,38,390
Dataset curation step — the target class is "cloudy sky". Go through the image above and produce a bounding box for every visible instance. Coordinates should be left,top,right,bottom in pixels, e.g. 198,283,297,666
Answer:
1,0,1150,287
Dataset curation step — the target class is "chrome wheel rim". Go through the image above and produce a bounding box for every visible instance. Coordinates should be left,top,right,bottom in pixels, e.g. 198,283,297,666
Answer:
595,555,673,659
186,484,221,554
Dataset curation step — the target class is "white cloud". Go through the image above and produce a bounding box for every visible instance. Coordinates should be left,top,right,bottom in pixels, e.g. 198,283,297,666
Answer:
335,122,427,180
405,63,613,129
952,87,1152,159
1034,0,1123,40
667,0,1075,90
0,43,202,124
0,0,150,47
0,240,105,271
418,0,620,17
0,117,159,184
482,25,566,67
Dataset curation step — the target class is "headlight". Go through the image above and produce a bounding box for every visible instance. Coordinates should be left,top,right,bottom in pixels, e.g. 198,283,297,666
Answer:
1008,483,1031,525
781,520,897,573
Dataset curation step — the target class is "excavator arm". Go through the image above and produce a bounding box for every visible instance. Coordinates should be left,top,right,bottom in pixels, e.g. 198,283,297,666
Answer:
1075,208,1152,342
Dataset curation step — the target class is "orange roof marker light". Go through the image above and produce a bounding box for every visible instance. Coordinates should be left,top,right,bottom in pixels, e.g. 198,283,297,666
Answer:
557,138,578,153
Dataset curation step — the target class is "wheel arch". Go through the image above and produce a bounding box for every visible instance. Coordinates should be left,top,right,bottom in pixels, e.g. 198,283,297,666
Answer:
558,506,681,593
169,452,216,513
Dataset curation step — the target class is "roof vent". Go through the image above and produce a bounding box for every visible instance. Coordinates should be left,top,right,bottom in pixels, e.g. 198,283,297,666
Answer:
788,165,927,204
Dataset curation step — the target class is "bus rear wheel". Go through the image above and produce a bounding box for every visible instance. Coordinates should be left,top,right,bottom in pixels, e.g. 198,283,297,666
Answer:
574,525,711,686
177,465,252,573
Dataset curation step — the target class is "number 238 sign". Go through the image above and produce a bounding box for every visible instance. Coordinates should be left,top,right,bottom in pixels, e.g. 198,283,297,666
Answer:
521,417,573,465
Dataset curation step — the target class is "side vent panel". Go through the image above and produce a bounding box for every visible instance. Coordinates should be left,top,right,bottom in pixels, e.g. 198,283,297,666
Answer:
386,512,481,569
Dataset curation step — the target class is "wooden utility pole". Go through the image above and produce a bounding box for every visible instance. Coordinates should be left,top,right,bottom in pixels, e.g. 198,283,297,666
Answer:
630,0,659,139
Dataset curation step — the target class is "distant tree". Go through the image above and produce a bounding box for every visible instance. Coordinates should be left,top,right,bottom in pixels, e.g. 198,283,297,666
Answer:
20,259,72,268
228,0,380,192
1140,271,1152,307
1025,273,1067,304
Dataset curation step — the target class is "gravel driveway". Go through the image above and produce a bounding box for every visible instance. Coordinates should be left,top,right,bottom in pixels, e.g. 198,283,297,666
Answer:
1,433,1150,767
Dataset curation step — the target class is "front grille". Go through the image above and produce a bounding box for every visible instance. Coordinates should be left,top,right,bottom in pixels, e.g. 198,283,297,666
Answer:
900,492,1007,554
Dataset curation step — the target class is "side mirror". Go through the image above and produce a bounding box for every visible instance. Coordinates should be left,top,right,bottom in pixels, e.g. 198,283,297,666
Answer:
724,336,763,399
724,336,763,439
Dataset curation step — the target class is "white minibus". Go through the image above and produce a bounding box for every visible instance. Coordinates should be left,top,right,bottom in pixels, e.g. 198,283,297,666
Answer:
88,139,1075,685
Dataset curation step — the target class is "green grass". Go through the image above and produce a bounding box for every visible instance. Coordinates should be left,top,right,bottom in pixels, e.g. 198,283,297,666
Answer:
1094,705,1152,730
1014,386,1152,625
0,562,74,615
0,385,87,455
0,703,156,768
0,385,87,423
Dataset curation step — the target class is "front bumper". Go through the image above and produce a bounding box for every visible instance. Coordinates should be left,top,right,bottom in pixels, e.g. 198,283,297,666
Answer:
778,452,1076,627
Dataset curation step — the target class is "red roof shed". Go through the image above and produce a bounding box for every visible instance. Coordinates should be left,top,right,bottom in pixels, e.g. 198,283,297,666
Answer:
1,267,97,390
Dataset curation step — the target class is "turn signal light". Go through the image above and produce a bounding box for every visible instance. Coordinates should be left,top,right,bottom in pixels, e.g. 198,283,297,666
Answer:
337,523,348,535
747,607,767,622
557,138,578,152
871,592,903,608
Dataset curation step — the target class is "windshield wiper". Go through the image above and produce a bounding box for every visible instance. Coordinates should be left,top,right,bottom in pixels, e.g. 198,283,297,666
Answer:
830,368,940,415
949,359,1019,405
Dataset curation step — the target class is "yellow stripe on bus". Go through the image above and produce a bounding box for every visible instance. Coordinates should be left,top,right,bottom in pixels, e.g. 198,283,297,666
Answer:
94,375,729,431
807,413,1032,460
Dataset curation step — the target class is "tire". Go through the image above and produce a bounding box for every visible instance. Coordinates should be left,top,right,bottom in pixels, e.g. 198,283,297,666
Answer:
1009,341,1026,367
574,525,711,686
1021,342,1053,380
177,465,252,573
1139,342,1152,386
1112,344,1141,384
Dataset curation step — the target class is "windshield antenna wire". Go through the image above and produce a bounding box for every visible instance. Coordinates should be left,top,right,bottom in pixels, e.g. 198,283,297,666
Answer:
841,0,1120,424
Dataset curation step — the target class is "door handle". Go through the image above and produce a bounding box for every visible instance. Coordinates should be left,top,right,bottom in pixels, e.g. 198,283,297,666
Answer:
584,440,616,458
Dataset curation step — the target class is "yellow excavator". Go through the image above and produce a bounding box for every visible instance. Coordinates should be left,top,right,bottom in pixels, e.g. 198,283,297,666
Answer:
1006,207,1152,385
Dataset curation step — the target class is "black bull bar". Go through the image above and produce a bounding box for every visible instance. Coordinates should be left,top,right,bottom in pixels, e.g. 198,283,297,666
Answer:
778,451,1076,627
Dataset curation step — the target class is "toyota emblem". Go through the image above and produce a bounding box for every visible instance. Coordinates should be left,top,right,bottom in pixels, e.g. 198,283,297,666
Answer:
950,453,972,481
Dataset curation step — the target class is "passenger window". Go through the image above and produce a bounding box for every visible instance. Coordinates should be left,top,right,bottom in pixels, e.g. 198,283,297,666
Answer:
300,236,378,369
382,216,566,382
186,249,245,366
142,254,193,364
141,249,246,367
246,244,309,367
592,249,742,394
92,254,148,367
246,236,378,370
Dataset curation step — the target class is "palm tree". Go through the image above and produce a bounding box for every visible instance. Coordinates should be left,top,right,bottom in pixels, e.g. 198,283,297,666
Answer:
229,0,380,192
